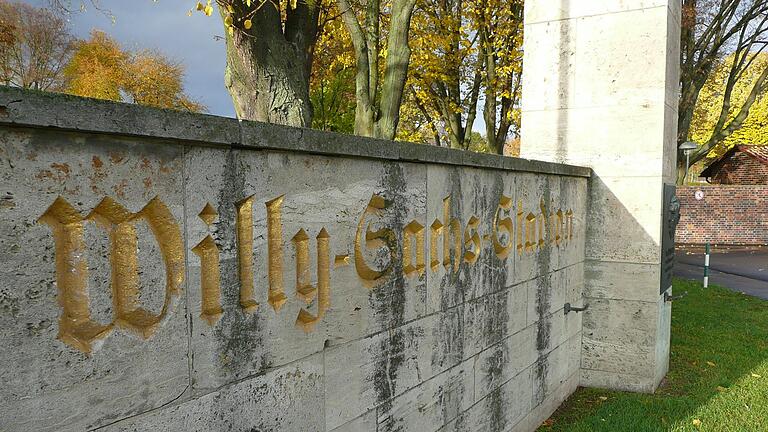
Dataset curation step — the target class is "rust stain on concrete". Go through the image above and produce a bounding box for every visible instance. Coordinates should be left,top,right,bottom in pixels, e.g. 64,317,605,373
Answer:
35,170,53,180
50,163,70,176
109,152,125,164
113,180,127,198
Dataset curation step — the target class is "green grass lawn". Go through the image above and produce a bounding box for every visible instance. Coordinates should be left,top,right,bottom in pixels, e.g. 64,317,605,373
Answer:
538,278,768,432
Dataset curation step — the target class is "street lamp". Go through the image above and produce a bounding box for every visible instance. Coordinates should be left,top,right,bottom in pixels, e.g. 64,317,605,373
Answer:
679,141,698,184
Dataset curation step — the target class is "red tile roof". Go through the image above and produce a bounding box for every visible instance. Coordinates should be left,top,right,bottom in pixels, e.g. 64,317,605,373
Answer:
700,145,768,178
739,145,768,164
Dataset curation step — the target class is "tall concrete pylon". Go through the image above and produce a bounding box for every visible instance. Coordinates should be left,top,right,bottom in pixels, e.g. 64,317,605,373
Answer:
521,0,681,392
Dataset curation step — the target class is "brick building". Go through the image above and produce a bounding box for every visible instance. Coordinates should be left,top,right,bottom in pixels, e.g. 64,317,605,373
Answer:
676,145,768,245
700,145,768,184
676,185,768,245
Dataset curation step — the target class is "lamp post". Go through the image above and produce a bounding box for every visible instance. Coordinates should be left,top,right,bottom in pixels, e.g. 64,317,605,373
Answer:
679,141,698,184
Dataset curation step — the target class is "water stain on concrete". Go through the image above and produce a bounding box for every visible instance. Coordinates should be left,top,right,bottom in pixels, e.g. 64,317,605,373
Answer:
213,150,271,380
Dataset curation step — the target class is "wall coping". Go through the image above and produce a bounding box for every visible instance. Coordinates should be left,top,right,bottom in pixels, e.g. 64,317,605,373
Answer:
677,185,768,188
0,86,591,178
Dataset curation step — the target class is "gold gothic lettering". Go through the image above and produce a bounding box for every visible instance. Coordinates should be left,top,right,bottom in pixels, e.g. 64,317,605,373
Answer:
429,219,443,272
463,216,481,264
516,200,524,255
538,199,548,249
266,195,288,312
335,254,350,268
403,220,425,277
355,195,397,288
292,229,316,302
39,196,184,354
39,198,111,354
493,195,513,259
293,228,331,332
41,192,578,349
191,203,223,325
525,213,537,252
442,197,462,273
236,196,259,313
565,209,574,240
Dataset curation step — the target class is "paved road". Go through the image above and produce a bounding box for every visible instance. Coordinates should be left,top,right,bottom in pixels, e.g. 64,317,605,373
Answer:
675,249,768,299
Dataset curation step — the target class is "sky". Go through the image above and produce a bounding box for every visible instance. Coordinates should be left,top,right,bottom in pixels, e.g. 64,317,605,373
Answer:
26,0,236,117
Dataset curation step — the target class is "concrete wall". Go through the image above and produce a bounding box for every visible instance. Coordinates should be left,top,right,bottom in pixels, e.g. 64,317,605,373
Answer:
0,88,590,432
676,185,768,245
520,0,680,392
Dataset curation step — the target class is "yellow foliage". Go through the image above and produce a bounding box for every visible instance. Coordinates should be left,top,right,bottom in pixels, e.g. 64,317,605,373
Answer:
690,52,768,158
312,6,355,79
186,0,522,145
192,0,306,33
397,0,524,149
125,50,206,112
64,30,204,112
308,2,356,132
63,30,127,102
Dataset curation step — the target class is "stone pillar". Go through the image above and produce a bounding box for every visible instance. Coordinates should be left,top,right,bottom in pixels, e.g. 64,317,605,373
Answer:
520,1,681,392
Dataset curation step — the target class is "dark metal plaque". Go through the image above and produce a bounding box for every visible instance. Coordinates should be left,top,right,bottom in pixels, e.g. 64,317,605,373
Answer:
661,183,680,294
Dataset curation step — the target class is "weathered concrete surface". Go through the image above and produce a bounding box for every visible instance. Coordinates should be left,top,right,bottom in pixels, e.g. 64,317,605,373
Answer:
520,0,680,393
0,129,189,431
101,354,325,432
0,88,588,431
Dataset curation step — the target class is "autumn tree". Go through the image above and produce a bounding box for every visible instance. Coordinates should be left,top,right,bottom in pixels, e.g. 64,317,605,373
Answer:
401,0,481,149
690,52,768,157
50,0,321,125
680,0,768,171
398,0,523,154
51,0,512,147
125,49,206,112
63,30,126,101
397,88,444,145
64,30,205,112
195,0,418,137
309,6,356,133
200,0,322,126
476,0,523,154
53,0,420,138
0,0,75,90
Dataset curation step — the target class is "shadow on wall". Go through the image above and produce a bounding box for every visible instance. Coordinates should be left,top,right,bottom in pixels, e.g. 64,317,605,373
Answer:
540,0,673,397
542,0,674,397
579,174,670,395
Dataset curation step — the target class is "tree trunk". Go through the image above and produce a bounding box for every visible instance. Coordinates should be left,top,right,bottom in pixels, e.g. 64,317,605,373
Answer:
221,4,314,127
374,0,418,140
337,0,375,136
223,32,311,126
337,0,416,140
482,65,497,152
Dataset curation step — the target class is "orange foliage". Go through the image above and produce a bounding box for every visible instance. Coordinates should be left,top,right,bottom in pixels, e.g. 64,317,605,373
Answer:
64,30,204,112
